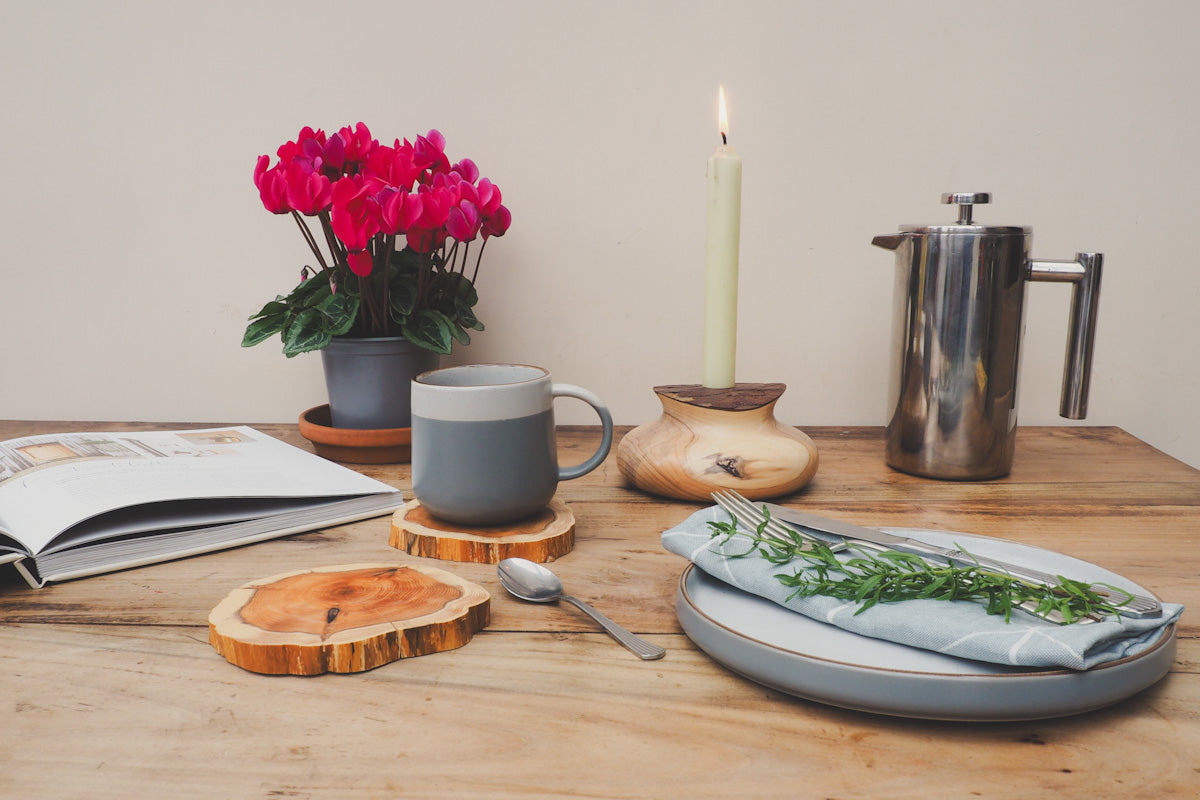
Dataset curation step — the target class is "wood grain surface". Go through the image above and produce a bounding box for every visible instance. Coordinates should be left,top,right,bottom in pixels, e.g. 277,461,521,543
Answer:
389,498,575,563
617,385,819,500
1,421,1197,799
208,563,491,674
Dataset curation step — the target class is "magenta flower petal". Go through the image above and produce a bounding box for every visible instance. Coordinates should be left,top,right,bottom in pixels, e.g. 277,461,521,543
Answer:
331,176,379,251
379,187,422,234
452,158,479,183
321,133,346,176
482,204,511,238
254,156,289,214
397,192,423,232
284,162,332,215
414,129,449,172
475,178,500,214
347,250,374,277
447,201,482,242
406,228,436,254
456,179,479,206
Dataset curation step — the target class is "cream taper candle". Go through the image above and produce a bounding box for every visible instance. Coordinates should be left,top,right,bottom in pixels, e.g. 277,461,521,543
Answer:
702,85,742,389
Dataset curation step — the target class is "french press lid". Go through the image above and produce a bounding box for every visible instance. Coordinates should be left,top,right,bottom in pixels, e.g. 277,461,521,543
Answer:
893,193,1030,238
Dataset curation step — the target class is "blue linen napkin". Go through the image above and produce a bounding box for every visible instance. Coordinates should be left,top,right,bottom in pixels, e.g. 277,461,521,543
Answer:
663,506,1184,671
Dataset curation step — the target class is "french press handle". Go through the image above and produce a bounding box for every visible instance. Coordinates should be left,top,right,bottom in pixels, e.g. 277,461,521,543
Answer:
1029,253,1104,420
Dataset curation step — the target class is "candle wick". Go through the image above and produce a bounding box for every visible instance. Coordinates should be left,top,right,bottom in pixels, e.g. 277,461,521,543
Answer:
721,132,727,145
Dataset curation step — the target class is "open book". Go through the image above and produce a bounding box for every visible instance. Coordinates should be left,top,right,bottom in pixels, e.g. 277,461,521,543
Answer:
0,426,404,587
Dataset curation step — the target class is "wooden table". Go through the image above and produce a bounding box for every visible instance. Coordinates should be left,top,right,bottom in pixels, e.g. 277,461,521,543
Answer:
1,422,1197,798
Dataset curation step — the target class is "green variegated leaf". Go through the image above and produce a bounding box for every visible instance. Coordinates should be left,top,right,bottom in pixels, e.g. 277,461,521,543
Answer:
281,308,333,357
241,312,287,347
401,310,455,355
319,290,359,336
247,299,288,321
389,276,419,317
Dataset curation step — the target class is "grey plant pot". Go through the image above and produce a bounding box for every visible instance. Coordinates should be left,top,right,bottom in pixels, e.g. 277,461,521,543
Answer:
320,336,439,430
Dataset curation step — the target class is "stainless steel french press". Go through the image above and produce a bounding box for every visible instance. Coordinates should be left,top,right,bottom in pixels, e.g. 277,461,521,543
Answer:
872,193,1102,479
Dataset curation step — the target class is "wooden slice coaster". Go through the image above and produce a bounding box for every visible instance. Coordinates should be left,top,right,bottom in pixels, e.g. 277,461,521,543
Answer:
208,563,490,675
389,498,575,564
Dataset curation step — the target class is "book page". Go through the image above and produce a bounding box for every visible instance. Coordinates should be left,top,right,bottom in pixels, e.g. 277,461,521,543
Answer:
0,427,396,556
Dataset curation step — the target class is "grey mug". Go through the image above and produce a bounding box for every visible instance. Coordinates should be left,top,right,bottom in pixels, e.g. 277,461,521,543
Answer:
410,364,613,525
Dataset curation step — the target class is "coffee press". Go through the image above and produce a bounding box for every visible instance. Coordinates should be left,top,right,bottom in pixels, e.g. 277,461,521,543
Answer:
872,193,1102,479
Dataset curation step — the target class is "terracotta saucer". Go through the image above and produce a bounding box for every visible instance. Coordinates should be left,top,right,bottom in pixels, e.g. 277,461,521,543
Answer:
298,405,411,464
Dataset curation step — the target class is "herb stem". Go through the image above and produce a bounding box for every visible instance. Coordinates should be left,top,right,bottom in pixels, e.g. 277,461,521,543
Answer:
707,512,1126,624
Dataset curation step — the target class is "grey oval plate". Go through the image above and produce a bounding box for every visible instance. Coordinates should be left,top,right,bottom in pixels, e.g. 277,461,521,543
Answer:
676,531,1175,721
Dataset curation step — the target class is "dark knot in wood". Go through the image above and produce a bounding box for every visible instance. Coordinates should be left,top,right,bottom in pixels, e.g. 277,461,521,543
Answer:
326,607,341,624
716,456,742,478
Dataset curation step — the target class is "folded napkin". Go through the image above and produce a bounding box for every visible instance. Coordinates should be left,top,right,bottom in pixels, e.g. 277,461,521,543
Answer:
663,506,1184,671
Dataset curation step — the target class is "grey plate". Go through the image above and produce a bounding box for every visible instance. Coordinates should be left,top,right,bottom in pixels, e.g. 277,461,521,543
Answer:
675,530,1175,721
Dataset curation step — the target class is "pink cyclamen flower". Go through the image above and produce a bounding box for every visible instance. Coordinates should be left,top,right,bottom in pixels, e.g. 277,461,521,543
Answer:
337,122,378,175
451,158,479,184
284,161,332,215
446,200,482,242
413,129,449,173
476,178,502,215
482,204,512,239
316,132,345,179
379,187,423,235
331,175,381,256
366,143,421,191
417,183,454,229
275,126,326,167
254,155,289,214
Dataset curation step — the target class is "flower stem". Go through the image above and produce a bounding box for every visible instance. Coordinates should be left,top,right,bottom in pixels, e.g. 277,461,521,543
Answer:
470,239,488,284
381,234,395,331
318,212,344,267
291,212,328,270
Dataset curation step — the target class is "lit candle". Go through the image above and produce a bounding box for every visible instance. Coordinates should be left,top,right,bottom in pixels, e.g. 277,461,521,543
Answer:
702,85,742,389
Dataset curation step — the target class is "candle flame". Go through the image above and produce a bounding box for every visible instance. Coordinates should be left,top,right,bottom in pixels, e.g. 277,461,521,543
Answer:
718,86,729,144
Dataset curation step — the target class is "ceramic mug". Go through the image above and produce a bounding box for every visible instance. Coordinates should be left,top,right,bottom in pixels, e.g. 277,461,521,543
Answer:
410,364,614,525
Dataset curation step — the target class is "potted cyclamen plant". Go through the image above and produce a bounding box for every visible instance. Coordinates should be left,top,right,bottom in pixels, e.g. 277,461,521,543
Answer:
243,123,511,431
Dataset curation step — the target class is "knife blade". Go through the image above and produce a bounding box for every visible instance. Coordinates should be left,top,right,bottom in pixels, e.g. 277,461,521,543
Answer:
759,502,1163,619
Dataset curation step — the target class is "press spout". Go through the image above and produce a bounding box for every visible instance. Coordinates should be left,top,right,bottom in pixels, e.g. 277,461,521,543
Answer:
871,233,906,250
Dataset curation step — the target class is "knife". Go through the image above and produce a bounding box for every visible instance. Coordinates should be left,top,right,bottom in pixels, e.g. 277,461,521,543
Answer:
760,502,1163,619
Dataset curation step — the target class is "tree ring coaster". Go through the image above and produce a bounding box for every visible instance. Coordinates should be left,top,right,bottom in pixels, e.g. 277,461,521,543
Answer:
389,498,575,563
208,563,490,675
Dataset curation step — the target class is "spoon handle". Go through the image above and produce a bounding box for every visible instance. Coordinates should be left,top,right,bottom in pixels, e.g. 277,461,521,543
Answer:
560,594,666,660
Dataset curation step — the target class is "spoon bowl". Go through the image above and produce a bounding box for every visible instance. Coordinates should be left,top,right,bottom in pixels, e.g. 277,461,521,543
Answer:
497,558,665,660
497,558,564,603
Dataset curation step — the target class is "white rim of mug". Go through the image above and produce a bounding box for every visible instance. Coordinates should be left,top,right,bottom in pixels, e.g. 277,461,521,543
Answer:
414,363,548,388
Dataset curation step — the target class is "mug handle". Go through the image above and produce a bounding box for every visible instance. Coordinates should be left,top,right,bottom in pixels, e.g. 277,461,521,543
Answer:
551,383,614,481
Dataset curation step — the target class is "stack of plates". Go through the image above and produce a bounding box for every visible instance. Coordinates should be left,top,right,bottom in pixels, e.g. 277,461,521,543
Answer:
675,530,1175,721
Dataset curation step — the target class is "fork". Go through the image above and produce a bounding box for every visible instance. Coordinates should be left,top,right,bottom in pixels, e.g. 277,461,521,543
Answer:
709,490,1148,625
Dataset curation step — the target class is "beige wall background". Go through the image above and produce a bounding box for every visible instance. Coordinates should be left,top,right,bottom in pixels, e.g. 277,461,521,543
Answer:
3,0,1198,469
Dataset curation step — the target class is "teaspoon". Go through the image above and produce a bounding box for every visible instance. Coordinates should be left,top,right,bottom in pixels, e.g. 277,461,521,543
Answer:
497,558,666,660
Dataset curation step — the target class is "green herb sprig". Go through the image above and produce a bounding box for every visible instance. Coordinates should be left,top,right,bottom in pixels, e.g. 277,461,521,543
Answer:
707,511,1131,624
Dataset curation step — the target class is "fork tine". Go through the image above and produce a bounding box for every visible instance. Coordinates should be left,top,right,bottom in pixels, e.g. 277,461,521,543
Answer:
712,490,840,552
711,490,775,537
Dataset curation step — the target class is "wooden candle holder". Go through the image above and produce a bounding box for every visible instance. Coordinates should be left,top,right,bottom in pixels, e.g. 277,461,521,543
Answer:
616,383,818,501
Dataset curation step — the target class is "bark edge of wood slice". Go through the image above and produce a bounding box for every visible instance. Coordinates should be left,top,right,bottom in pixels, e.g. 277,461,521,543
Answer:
208,562,490,675
388,498,575,563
